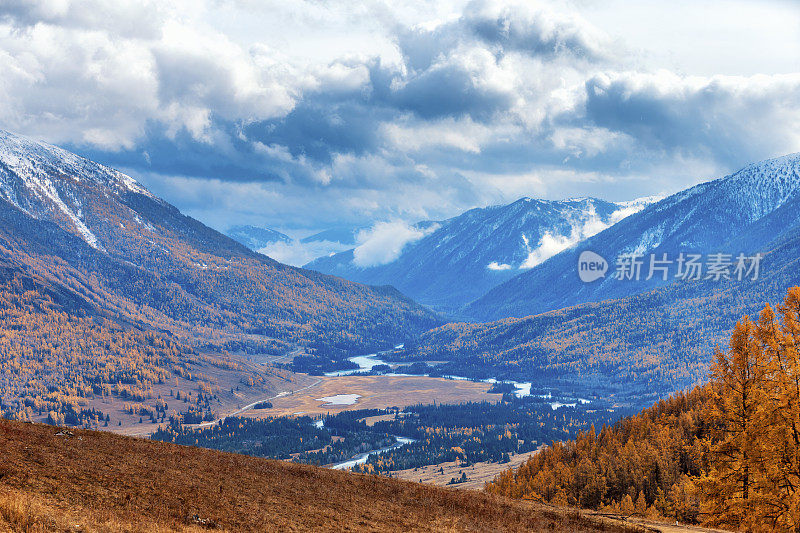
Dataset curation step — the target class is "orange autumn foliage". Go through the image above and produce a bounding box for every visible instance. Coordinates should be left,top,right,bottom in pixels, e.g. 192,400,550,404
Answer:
488,286,800,532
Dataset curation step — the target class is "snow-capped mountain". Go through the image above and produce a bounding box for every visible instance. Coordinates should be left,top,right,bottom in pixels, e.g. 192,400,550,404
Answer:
226,225,291,250
306,196,657,313
0,130,438,354
0,129,155,251
467,152,800,321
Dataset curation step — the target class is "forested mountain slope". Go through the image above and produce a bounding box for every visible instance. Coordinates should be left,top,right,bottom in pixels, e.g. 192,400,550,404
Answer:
0,130,439,357
488,287,800,531
397,225,800,403
0,129,439,428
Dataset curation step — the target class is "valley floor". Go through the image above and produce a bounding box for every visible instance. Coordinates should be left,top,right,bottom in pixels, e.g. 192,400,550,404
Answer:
106,363,502,438
241,373,501,418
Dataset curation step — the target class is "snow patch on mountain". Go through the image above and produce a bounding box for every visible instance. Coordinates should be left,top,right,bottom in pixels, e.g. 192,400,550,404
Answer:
610,195,663,222
0,130,155,249
517,196,658,269
26,169,102,250
111,169,151,196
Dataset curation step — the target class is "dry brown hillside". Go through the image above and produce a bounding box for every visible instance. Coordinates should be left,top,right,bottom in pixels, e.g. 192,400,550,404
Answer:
0,419,642,532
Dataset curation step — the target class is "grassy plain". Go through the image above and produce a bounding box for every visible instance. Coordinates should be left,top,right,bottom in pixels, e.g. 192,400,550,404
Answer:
248,374,502,417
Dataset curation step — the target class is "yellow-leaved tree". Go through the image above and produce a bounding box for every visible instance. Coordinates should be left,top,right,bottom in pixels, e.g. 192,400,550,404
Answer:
700,317,767,529
753,293,800,529
486,287,800,532
701,288,800,531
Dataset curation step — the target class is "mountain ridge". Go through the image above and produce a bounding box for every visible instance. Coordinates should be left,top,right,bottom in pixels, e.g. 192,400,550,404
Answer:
307,195,656,313
466,152,800,321
226,224,292,250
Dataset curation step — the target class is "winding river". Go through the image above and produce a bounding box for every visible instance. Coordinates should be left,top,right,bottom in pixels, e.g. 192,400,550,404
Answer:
313,418,416,470
329,436,416,470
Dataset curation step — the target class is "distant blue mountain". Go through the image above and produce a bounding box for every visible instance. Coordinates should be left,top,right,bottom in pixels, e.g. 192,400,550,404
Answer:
305,197,655,314
466,153,800,321
226,225,292,250
301,227,365,246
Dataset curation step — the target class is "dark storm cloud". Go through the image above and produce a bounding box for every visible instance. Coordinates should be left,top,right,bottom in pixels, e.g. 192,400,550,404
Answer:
585,72,800,167
244,98,388,165
72,122,284,184
388,61,514,121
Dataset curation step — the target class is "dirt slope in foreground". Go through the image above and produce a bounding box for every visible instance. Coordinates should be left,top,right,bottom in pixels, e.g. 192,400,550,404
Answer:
0,420,641,532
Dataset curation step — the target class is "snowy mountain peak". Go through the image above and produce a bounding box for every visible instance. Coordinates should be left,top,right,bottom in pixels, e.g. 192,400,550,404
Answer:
467,152,800,321
614,195,663,209
737,152,800,175
723,152,800,221
561,196,591,203
0,130,151,197
0,130,153,250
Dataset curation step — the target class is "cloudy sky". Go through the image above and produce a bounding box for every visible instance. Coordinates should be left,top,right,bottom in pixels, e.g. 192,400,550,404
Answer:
1,0,799,263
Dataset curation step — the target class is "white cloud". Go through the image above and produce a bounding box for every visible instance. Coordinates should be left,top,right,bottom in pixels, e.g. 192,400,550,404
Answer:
487,261,512,271
0,2,304,150
352,221,437,267
520,231,576,269
382,117,494,154
0,21,159,149
0,0,165,38
579,0,800,77
258,239,349,267
550,126,627,160
462,0,613,61
0,0,797,236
